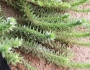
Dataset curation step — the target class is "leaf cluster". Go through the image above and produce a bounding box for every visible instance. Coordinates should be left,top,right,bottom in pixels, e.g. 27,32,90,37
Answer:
1,0,90,69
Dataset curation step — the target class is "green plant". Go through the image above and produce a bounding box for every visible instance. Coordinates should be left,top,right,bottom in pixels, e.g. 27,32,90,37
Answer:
0,15,22,65
1,0,90,69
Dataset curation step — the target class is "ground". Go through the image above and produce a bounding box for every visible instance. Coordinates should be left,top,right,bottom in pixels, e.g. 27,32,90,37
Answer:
1,1,90,70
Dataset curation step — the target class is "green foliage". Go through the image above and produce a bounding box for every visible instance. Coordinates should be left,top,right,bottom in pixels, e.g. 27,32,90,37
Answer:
21,41,71,67
1,0,90,69
71,0,88,6
22,41,90,68
13,25,55,41
0,16,22,65
22,60,37,70
0,17,17,33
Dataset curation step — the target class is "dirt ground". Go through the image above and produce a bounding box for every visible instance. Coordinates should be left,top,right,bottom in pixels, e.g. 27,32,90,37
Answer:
1,1,90,70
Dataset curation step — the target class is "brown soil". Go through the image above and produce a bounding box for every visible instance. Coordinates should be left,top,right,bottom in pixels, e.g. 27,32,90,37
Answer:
1,1,90,70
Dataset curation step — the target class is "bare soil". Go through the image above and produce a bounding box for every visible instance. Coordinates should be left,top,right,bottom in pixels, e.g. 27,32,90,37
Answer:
1,1,90,70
